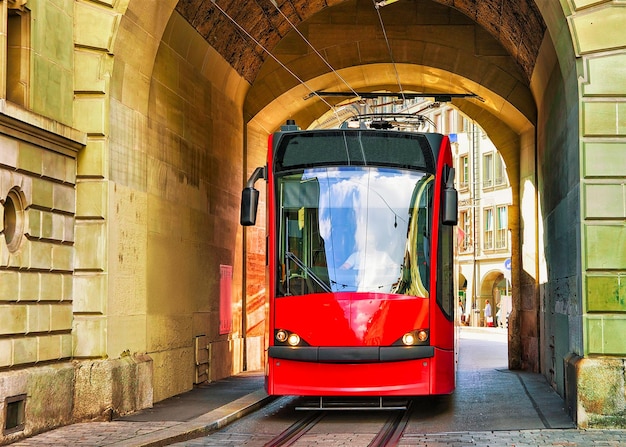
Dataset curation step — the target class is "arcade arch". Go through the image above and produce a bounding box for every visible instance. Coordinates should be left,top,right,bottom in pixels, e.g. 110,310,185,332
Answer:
241,0,534,375
111,0,561,416
63,0,625,430
480,270,511,327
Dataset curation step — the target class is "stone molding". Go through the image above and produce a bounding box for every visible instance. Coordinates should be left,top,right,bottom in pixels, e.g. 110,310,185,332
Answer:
0,100,86,157
7,0,27,10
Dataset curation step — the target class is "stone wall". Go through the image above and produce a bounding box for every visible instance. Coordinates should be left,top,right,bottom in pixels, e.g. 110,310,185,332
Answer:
571,2,626,428
0,355,152,445
536,0,626,427
104,10,251,402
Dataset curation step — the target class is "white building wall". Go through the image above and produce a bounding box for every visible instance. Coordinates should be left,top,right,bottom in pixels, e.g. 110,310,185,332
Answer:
408,101,513,327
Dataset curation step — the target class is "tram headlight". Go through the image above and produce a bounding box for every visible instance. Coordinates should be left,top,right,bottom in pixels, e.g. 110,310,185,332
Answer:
417,330,428,342
275,329,306,346
399,329,429,346
402,333,416,346
275,330,288,343
287,333,301,346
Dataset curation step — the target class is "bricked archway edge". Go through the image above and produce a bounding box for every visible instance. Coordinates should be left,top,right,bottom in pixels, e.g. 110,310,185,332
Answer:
175,0,545,84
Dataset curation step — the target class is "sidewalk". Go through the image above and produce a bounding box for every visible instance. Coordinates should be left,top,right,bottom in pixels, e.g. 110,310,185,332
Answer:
8,371,272,447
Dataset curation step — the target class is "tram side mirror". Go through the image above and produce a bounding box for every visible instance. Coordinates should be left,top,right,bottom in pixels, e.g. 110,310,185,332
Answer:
443,166,458,226
443,188,458,226
240,187,259,226
240,166,266,226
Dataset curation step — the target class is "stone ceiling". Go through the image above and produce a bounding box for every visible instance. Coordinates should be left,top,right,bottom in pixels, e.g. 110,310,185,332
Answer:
175,0,546,85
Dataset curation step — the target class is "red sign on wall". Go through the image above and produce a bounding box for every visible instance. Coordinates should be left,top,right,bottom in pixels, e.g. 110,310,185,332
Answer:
219,265,233,334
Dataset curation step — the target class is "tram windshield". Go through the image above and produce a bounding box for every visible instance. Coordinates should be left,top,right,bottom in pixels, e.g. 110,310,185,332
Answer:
277,166,433,296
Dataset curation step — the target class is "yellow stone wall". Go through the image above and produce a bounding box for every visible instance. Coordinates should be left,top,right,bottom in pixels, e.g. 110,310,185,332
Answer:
572,1,626,429
3,0,253,436
0,101,85,442
0,123,78,366
0,5,94,441
0,0,83,370
574,4,626,356
530,0,626,428
103,8,250,401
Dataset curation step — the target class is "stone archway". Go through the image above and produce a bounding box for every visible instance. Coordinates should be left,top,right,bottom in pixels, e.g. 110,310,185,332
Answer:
240,0,534,373
176,0,546,87
73,0,626,428
480,270,507,327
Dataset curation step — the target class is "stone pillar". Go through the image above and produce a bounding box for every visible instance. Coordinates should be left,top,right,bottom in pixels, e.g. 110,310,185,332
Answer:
565,2,626,427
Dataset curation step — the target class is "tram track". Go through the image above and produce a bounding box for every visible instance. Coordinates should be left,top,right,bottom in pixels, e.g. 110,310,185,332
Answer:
263,410,326,447
367,401,412,447
263,401,412,447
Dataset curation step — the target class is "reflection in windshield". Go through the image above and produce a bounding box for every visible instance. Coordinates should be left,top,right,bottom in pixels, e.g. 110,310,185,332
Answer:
277,167,433,296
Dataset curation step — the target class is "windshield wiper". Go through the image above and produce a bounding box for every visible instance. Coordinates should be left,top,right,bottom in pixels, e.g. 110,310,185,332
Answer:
285,252,332,293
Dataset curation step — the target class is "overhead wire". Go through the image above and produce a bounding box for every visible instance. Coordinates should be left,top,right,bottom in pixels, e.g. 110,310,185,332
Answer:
268,0,371,115
210,0,341,124
212,0,421,128
373,0,406,103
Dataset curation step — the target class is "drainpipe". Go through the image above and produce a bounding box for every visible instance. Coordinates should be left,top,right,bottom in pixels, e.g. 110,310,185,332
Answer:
471,122,480,327
241,123,248,371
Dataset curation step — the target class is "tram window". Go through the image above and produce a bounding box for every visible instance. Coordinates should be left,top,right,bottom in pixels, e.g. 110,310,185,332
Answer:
275,131,434,173
436,171,455,320
277,169,433,297
278,177,332,296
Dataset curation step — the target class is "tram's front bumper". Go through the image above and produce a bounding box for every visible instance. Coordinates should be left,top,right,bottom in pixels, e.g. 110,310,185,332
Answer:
265,347,455,397
268,345,434,363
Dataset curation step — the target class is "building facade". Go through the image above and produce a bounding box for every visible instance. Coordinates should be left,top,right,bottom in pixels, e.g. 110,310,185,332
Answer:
0,1,256,442
453,122,513,328
406,103,514,329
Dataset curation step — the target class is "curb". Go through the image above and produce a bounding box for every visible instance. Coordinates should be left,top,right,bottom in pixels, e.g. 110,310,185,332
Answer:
108,389,275,447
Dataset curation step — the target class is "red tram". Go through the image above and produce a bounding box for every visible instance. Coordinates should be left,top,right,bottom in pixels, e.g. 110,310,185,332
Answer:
241,119,458,397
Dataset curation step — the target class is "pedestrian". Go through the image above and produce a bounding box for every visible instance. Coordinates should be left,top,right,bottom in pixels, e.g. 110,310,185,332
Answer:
485,299,493,327
458,299,465,324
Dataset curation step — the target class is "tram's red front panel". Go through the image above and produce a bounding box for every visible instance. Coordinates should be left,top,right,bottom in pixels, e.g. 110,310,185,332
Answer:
273,292,428,346
266,292,455,396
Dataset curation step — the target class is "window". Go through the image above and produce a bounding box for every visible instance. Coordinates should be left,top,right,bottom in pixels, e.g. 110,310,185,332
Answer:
457,115,467,133
4,394,26,434
459,155,469,189
483,208,494,250
459,210,472,252
445,109,454,134
482,151,507,189
482,153,493,188
276,168,434,296
6,2,30,107
438,210,455,321
494,153,506,186
496,206,507,249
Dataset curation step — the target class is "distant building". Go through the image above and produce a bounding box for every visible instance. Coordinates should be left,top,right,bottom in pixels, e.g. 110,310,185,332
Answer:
413,101,513,328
